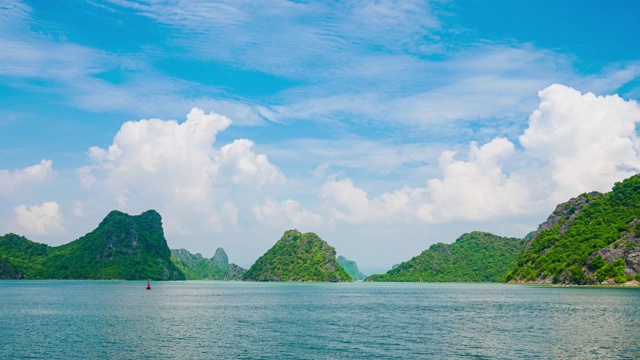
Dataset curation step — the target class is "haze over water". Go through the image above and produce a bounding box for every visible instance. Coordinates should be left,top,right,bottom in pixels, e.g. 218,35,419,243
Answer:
1,281,638,359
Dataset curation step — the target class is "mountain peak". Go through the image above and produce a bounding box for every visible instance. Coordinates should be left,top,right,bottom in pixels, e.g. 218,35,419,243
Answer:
212,247,229,269
244,230,351,282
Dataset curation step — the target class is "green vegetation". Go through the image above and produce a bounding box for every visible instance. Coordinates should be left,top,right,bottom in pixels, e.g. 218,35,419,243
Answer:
0,210,184,280
0,234,49,279
337,255,366,280
244,230,352,282
366,232,525,282
505,174,640,284
171,248,245,280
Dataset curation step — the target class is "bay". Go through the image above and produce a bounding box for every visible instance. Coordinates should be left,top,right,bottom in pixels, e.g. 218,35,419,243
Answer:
1,281,639,359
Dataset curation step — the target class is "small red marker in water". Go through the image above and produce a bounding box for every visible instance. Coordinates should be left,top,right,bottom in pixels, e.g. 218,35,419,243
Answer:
146,281,151,290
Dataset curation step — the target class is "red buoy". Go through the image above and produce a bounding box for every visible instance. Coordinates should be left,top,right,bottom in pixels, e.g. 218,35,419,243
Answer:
146,281,151,290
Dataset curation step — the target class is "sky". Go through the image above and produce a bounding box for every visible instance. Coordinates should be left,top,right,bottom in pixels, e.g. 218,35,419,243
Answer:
1,0,640,273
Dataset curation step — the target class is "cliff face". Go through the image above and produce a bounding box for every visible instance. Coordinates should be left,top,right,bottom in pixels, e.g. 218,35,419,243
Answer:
244,230,352,282
0,210,184,280
212,248,229,269
524,192,602,251
366,232,524,282
506,174,640,285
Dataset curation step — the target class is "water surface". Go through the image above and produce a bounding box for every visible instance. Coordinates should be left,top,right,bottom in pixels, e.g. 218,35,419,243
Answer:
1,281,638,359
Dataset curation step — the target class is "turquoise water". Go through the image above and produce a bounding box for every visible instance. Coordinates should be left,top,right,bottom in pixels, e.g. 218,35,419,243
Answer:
1,281,639,359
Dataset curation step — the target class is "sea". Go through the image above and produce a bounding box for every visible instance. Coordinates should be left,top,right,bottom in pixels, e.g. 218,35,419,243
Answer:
1,281,638,359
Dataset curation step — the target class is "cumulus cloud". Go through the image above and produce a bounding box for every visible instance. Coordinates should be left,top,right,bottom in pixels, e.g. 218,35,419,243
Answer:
218,139,285,187
0,159,53,194
319,84,640,225
520,84,640,203
418,138,529,222
320,178,424,224
15,201,64,235
77,108,285,234
253,199,322,228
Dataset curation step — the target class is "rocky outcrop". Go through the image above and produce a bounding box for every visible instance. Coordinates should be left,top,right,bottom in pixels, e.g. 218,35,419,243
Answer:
507,174,640,285
227,263,246,280
212,247,229,269
525,191,601,251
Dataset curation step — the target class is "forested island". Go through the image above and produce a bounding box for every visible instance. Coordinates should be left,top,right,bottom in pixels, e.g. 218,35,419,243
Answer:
365,232,524,282
506,174,640,284
244,230,351,282
0,210,183,280
3,173,640,284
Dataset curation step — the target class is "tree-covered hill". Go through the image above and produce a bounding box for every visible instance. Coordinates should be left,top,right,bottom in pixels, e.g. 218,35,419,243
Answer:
0,210,184,280
244,230,352,282
0,234,49,279
171,247,245,280
506,174,640,285
366,232,525,282
337,255,366,280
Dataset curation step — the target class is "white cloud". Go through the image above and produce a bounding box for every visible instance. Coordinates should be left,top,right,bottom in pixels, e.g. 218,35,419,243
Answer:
77,108,285,234
100,0,440,79
319,84,640,225
520,84,640,203
0,160,53,195
209,201,239,231
417,138,529,222
218,139,285,188
320,178,424,224
0,0,31,31
253,199,322,228
15,201,64,235
0,39,107,81
69,76,271,125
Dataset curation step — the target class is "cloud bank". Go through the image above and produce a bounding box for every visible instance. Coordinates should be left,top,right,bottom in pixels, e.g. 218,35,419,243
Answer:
322,84,640,225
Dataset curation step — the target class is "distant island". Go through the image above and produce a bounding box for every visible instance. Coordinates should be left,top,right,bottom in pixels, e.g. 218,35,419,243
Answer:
171,247,245,280
366,232,524,282
244,230,351,282
337,255,367,280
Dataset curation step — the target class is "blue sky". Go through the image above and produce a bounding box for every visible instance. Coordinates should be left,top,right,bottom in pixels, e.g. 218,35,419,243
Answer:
2,0,640,272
